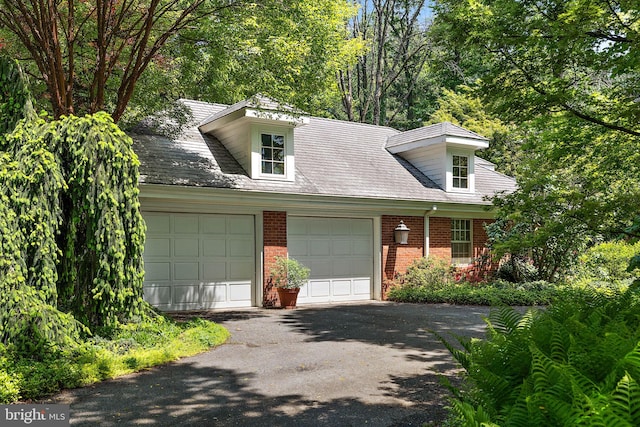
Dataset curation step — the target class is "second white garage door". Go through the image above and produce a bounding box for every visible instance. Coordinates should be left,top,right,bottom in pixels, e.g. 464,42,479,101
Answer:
288,217,373,304
143,212,255,310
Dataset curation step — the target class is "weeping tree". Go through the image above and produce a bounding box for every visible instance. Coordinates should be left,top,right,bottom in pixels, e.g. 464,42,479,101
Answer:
1,57,147,350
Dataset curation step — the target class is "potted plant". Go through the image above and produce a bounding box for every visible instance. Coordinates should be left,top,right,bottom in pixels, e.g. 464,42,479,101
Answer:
269,256,310,309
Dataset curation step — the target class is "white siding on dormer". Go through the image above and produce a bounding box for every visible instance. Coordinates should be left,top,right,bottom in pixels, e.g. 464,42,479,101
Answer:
209,119,252,174
398,145,447,189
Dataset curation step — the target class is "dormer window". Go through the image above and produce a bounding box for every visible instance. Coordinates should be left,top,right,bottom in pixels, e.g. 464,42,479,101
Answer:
261,133,285,175
452,155,469,189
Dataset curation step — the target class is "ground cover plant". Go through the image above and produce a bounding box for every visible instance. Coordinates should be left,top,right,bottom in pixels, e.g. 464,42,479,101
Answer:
439,286,640,426
0,314,229,403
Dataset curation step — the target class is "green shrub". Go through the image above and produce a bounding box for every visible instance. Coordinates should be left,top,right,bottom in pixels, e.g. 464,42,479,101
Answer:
388,280,560,306
573,240,640,288
400,256,454,290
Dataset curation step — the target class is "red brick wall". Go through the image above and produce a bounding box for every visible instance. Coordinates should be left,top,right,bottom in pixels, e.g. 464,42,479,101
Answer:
473,219,493,259
382,216,424,298
429,217,451,261
263,211,287,307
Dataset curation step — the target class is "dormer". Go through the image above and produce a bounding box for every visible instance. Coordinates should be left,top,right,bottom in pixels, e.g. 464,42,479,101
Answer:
386,122,488,193
199,95,309,182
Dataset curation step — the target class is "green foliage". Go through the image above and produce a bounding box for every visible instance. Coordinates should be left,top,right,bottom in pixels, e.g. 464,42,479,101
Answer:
399,256,454,291
53,113,147,328
0,56,32,149
387,280,558,306
441,288,640,426
269,256,310,289
573,241,640,288
0,316,229,402
1,112,147,354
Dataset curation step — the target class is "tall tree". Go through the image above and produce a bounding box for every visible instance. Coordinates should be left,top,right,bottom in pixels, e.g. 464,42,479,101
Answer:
0,0,250,121
167,0,364,119
338,0,433,127
431,0,640,279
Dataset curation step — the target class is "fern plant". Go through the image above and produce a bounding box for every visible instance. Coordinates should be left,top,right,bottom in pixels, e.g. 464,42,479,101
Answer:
440,287,640,426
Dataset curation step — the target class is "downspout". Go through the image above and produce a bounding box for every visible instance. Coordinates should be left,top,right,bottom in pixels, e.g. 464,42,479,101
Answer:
424,205,438,257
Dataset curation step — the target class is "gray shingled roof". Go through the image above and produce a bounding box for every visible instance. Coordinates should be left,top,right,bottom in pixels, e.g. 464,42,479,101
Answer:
131,99,516,204
386,121,488,149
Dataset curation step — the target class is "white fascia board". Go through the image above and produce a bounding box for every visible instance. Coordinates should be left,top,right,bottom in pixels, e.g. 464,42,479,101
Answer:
244,109,309,126
387,135,488,154
445,137,489,150
138,184,496,218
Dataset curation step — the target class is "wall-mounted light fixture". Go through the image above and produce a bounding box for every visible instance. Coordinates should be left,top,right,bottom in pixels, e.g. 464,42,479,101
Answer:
394,220,410,244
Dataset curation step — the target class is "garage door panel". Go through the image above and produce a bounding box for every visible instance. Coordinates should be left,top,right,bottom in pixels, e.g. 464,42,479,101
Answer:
309,260,331,277
228,216,254,234
331,219,351,235
351,259,373,276
202,284,226,303
332,259,352,277
309,219,330,235
333,280,351,296
143,212,254,310
354,279,371,295
201,215,226,234
203,239,226,257
174,239,199,257
229,261,253,280
230,239,253,257
310,239,330,256
174,262,199,280
143,286,171,305
352,220,371,235
173,285,200,303
288,239,308,256
145,214,170,233
229,283,252,301
203,262,226,281
310,280,331,297
332,240,351,256
174,215,199,234
145,262,170,281
146,238,170,257
353,239,372,256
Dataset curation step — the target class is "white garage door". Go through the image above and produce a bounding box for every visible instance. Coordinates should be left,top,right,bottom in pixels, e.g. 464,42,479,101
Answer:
288,217,373,304
143,212,255,310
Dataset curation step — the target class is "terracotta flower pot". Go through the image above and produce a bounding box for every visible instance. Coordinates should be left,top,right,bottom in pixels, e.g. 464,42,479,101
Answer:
277,288,300,309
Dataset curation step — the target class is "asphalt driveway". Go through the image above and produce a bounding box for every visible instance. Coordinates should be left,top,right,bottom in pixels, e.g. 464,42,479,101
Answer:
47,302,492,426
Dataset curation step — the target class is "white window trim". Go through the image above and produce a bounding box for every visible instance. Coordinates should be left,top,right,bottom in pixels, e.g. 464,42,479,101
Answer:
451,218,473,265
250,124,295,181
446,150,475,193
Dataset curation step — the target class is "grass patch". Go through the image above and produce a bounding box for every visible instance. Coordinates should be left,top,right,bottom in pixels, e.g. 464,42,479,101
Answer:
0,315,229,403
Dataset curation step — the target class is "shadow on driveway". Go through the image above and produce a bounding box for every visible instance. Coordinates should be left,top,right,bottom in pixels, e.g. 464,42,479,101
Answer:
46,302,493,426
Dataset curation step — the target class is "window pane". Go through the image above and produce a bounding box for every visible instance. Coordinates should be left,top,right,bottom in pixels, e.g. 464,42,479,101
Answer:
262,161,272,174
273,148,284,161
262,147,272,160
261,134,271,146
273,135,284,148
459,156,468,167
273,162,285,175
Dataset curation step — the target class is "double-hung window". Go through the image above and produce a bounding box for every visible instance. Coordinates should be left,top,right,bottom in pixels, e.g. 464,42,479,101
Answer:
452,155,468,189
451,219,472,264
261,133,285,175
